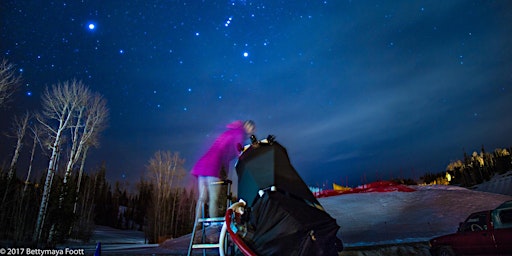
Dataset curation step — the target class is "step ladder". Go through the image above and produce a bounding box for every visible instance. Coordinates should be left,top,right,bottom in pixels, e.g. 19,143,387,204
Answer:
188,179,232,256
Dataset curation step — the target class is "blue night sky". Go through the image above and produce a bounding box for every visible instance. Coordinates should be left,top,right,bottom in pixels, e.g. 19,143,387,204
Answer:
1,1,511,188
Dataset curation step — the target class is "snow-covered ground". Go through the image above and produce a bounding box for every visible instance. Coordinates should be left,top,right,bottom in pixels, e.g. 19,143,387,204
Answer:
58,226,159,255
63,171,512,255
322,171,512,255
321,184,511,247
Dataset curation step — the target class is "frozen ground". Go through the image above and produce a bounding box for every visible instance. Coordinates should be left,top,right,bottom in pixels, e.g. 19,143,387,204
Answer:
62,171,512,255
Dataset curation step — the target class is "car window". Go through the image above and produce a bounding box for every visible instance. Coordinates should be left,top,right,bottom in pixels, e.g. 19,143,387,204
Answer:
461,213,487,232
499,209,512,224
493,207,512,229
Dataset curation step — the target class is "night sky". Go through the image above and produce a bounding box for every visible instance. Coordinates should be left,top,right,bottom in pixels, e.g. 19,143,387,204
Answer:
1,1,511,188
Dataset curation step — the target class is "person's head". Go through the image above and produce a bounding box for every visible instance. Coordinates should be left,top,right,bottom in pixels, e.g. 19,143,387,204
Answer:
243,120,256,135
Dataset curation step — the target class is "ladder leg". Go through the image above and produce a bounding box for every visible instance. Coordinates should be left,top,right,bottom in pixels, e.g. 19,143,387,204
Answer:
201,203,206,256
189,179,233,256
187,200,203,256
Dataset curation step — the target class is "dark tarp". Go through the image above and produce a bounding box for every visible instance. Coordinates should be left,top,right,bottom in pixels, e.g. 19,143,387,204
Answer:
236,140,321,208
235,139,342,255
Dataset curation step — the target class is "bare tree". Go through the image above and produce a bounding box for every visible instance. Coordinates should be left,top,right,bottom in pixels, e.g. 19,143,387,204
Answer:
1,112,30,208
61,91,90,188
0,112,30,240
73,93,109,213
41,82,109,243
0,59,21,107
146,151,186,243
60,92,108,195
33,80,89,243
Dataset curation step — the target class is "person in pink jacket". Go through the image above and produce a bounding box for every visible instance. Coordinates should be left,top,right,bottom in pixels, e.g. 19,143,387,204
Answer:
191,120,255,218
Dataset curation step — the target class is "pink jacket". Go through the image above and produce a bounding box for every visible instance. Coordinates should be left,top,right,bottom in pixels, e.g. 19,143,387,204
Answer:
191,120,246,178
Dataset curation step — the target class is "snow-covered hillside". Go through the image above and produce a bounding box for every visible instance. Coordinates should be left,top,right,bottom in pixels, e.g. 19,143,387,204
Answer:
471,170,512,196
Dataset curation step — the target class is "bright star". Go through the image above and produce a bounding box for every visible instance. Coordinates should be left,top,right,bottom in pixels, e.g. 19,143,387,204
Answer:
243,52,249,57
88,23,96,30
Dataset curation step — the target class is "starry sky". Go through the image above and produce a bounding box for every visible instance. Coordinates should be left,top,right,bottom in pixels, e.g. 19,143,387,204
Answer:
1,1,512,188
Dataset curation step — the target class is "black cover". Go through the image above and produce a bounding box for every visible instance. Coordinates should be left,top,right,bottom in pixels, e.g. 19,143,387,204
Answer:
236,141,321,207
235,139,342,256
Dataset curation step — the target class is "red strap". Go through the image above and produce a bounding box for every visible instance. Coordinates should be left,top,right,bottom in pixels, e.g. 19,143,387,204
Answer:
225,209,257,256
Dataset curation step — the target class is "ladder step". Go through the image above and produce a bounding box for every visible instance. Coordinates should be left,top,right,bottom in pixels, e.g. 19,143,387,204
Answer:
192,243,221,249
198,217,224,223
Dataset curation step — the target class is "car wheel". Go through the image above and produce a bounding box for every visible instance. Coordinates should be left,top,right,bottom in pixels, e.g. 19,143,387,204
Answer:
438,246,455,256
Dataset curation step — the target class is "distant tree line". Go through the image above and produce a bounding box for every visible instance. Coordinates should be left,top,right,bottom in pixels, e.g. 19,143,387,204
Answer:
0,59,197,247
420,146,512,187
142,150,196,243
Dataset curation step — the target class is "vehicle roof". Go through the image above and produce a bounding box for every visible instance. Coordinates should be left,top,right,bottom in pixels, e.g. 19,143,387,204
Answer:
469,210,491,215
496,200,512,210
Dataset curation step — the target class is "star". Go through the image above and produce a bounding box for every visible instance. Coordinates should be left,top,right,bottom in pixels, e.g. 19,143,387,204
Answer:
225,17,233,27
87,23,96,31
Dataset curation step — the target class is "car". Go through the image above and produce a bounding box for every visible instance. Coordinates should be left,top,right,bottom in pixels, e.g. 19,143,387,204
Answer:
429,200,512,256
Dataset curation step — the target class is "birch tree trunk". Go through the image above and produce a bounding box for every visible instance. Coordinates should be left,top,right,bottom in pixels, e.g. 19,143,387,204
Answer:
24,124,43,194
73,145,89,214
62,105,85,187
